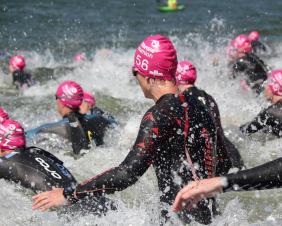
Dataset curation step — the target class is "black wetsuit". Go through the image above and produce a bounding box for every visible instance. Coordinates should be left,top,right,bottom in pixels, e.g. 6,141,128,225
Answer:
240,100,282,137
12,70,34,90
65,93,219,225
26,107,116,154
223,157,282,192
232,52,270,93
185,86,245,172
251,40,267,55
0,146,76,193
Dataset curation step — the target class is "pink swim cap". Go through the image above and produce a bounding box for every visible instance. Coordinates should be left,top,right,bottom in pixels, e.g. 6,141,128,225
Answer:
9,55,26,70
0,108,9,123
268,70,282,96
175,61,197,85
83,91,95,107
56,81,84,109
133,34,178,80
73,53,86,62
227,35,252,57
248,31,260,42
0,119,26,151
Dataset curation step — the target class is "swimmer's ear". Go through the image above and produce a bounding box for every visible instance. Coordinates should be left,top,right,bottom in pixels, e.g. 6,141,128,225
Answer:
148,78,156,86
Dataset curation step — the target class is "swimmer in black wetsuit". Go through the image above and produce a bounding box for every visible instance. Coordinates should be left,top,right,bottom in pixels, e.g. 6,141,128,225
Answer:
9,55,35,91
227,34,270,94
26,81,116,154
32,35,220,225
176,60,245,173
248,31,268,55
0,118,76,193
240,69,282,138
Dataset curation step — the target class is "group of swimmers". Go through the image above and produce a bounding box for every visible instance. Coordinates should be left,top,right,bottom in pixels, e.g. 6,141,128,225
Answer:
1,32,282,224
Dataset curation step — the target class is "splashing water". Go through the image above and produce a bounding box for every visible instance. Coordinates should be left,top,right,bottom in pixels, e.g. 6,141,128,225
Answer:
1,16,282,225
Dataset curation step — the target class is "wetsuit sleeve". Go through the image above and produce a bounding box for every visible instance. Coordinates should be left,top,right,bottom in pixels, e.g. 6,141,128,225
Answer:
233,59,248,73
252,41,267,53
70,110,161,201
67,113,89,154
223,158,282,191
25,119,69,140
240,109,272,134
0,148,77,192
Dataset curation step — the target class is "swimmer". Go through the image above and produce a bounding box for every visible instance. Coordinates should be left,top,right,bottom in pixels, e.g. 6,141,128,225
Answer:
0,118,77,193
227,34,270,94
176,60,245,172
248,31,267,55
26,81,116,154
73,53,87,62
9,55,35,91
240,69,282,137
79,91,96,114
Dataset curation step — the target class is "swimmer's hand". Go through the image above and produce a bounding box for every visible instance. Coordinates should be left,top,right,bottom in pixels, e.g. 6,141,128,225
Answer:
172,177,223,212
32,188,66,211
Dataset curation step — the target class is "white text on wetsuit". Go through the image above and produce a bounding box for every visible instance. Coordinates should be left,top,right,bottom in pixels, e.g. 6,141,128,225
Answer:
35,157,62,179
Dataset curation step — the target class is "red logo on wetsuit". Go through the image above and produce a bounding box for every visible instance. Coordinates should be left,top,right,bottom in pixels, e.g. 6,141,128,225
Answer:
201,128,214,178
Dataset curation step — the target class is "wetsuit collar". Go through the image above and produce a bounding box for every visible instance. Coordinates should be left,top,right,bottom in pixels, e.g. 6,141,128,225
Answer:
182,85,198,94
155,93,173,104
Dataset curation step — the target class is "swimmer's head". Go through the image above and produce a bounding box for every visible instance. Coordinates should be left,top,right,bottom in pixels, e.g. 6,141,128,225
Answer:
0,119,26,151
56,81,84,115
9,55,26,72
73,53,86,62
227,34,252,58
176,61,197,86
0,108,9,123
268,70,282,97
132,35,178,100
248,31,260,42
133,34,178,81
80,91,95,114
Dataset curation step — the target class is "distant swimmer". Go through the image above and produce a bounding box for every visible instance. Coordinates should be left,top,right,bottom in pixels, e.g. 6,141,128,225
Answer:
73,52,87,62
79,91,96,115
240,70,282,138
26,81,117,154
9,55,35,91
248,31,268,55
80,91,117,125
176,60,245,172
227,34,270,94
0,117,77,193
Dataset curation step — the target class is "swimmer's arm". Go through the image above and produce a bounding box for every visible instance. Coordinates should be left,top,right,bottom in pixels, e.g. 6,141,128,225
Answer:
25,119,69,139
69,112,159,202
172,157,282,212
230,60,244,79
240,110,269,134
233,59,248,73
223,157,282,191
67,114,89,154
